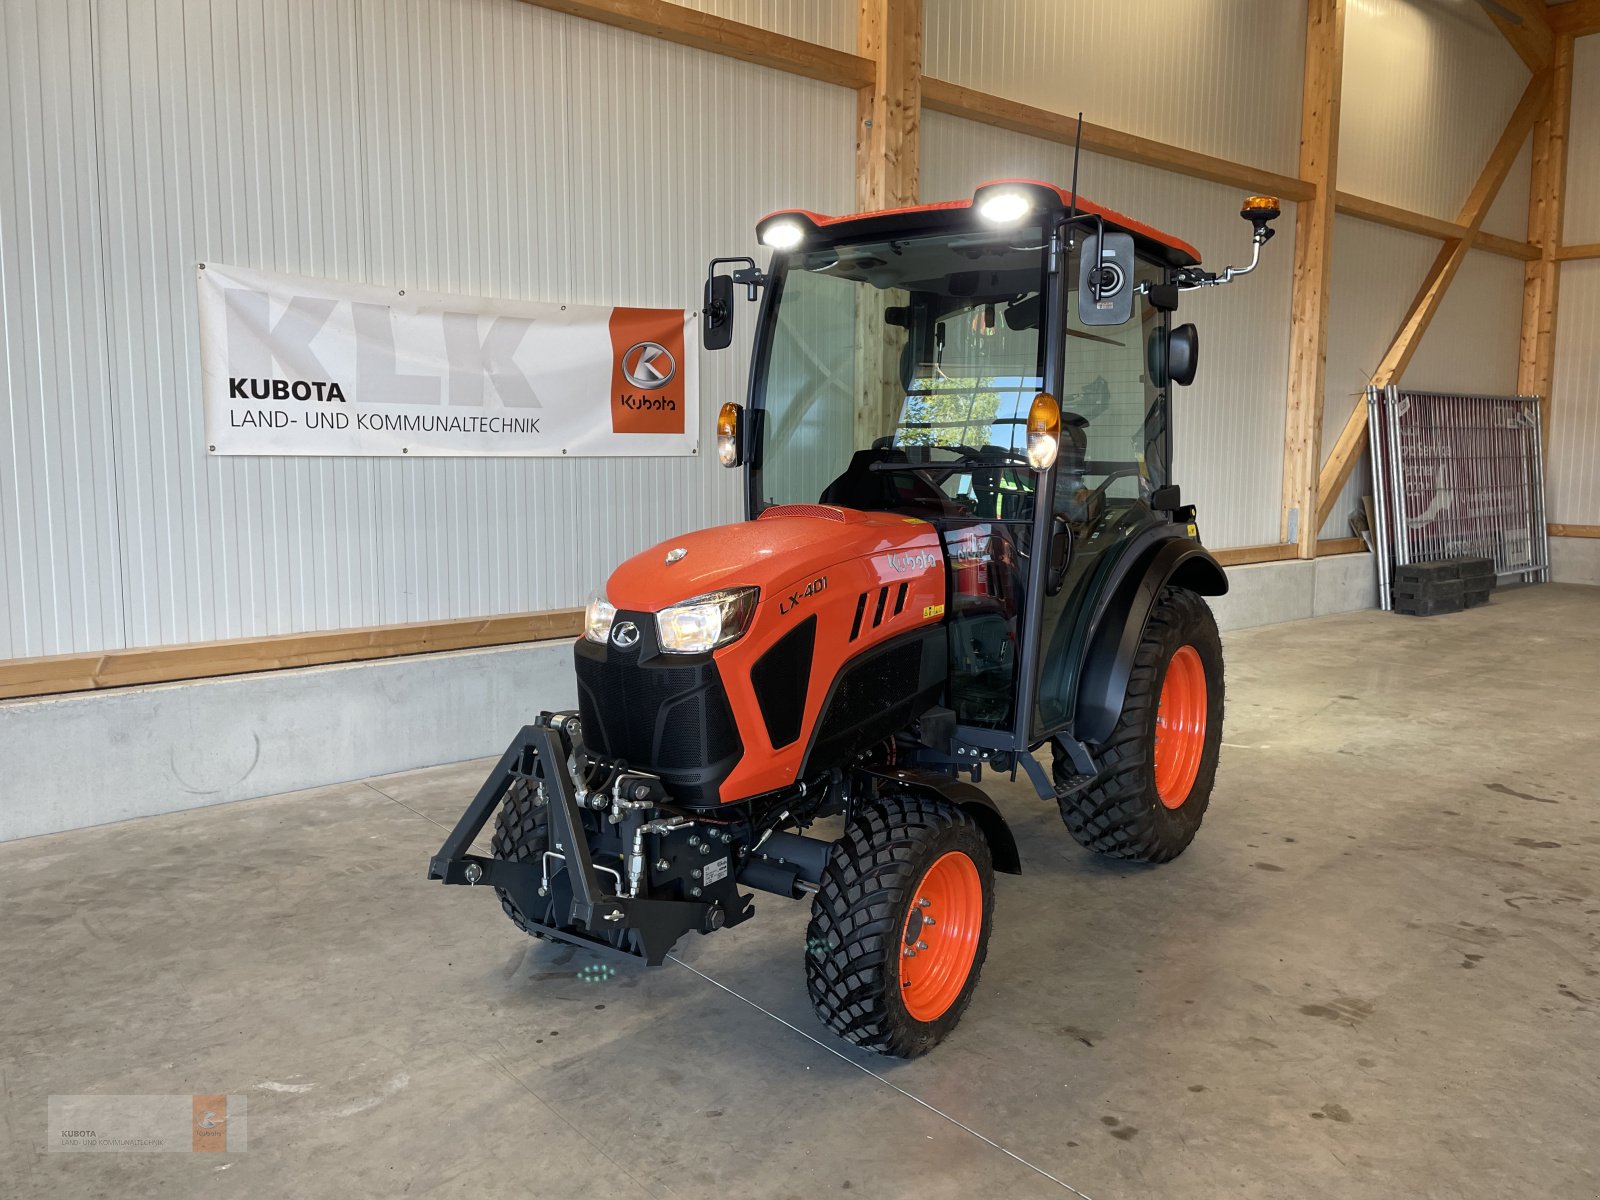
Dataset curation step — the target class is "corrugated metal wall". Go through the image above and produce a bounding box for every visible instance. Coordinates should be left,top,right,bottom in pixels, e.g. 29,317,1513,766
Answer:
1340,0,1528,221
1315,0,1531,538
923,0,1306,176
674,0,854,50
0,0,853,658
2,0,1553,659
921,114,1296,550
1549,35,1600,527
1318,224,1525,538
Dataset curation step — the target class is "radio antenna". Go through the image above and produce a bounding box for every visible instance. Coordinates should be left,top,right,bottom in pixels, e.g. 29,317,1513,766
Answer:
1066,112,1083,245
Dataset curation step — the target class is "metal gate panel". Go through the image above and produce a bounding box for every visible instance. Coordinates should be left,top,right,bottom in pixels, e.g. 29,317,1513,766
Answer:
1367,387,1550,610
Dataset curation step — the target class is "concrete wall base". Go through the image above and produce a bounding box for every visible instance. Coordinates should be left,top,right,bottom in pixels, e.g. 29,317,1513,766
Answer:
0,642,576,843
0,554,1382,843
1551,536,1600,586
1209,551,1377,632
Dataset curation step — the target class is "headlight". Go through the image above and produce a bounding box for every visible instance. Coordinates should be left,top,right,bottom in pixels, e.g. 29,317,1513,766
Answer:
656,588,759,654
584,592,616,643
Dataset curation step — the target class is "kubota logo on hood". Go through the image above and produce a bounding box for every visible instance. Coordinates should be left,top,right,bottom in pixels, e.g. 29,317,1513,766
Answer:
887,549,940,573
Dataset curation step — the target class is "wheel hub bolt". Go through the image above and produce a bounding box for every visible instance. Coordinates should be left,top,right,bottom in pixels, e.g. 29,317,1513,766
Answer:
923,917,936,928
917,898,930,908
903,948,917,958
916,940,928,950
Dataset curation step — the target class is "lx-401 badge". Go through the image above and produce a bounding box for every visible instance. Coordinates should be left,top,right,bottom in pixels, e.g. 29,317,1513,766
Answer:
779,576,828,615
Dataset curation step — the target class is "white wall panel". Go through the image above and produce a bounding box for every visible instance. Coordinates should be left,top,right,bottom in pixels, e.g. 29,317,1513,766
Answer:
924,0,1304,176
1550,37,1600,527
1562,35,1600,245
923,112,1296,550
1548,261,1600,526
1339,0,1526,221
673,0,854,50
1319,217,1524,538
0,1,124,659
1482,133,1532,243
1318,216,1438,537
6,0,852,656
1408,249,1522,393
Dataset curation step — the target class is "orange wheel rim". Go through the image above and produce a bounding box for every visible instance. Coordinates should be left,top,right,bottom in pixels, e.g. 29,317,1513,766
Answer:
899,851,983,1022
1154,644,1207,809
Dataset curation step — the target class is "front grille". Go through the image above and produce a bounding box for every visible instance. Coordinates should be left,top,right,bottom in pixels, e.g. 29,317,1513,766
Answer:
574,637,741,804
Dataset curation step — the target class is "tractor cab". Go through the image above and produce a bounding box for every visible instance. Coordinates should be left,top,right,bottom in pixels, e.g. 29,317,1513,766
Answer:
705,180,1278,774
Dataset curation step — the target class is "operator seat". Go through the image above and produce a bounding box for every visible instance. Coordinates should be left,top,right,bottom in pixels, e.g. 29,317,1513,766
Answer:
820,447,953,515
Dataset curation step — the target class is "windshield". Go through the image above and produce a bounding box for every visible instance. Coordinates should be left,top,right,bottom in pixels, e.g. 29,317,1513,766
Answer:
752,227,1049,518
751,228,1168,523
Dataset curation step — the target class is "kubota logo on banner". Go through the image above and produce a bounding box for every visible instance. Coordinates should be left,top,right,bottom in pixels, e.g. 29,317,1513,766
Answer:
197,263,697,458
607,308,687,435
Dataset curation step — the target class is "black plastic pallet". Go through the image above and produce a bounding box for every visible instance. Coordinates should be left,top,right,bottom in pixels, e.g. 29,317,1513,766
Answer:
1393,594,1465,617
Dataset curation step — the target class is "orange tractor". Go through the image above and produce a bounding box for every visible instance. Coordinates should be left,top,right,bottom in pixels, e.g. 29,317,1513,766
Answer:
431,180,1279,1056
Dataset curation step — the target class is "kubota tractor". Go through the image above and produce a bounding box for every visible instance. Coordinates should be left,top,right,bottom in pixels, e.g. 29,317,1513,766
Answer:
430,179,1280,1056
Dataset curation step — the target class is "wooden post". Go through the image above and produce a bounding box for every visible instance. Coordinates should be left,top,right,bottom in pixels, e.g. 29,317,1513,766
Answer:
1315,68,1551,531
856,0,922,212
1279,0,1345,556
853,0,921,447
1520,34,1574,450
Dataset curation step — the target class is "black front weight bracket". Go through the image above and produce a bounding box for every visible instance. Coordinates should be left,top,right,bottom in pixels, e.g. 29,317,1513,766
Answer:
426,719,748,966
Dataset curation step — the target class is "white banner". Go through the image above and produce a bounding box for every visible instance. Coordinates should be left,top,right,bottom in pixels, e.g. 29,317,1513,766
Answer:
198,263,697,457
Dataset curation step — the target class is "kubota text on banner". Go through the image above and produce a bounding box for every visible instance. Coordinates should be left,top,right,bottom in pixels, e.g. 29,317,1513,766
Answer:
198,263,697,457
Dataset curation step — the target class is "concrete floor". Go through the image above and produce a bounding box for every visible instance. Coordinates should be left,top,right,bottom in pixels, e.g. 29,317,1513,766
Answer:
3,585,1598,1199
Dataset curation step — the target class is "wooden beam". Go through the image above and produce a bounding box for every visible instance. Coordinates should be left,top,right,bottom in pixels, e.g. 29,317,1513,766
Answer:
1476,230,1542,261
1316,68,1551,530
1548,0,1600,38
856,0,922,210
1210,544,1302,567
1550,523,1600,537
0,610,586,702
513,0,874,88
1335,191,1539,260
1280,0,1346,558
1485,0,1554,70
1520,35,1575,445
1209,539,1368,567
1556,242,1600,260
920,77,1312,202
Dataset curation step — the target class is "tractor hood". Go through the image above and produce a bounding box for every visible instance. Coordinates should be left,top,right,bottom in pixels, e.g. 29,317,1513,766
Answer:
605,505,944,613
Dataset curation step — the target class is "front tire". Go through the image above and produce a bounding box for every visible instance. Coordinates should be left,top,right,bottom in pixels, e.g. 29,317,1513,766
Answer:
489,778,555,937
805,795,995,1058
1053,585,1224,863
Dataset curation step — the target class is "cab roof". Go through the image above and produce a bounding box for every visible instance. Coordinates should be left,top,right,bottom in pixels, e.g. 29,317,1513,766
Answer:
760,179,1201,269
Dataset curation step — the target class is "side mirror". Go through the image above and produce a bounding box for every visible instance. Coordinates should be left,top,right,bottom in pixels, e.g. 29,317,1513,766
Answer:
1169,323,1199,387
1078,232,1136,326
703,274,734,351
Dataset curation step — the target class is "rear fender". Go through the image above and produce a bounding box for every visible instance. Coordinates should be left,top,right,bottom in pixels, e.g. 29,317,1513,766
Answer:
1073,538,1226,746
859,766,1022,874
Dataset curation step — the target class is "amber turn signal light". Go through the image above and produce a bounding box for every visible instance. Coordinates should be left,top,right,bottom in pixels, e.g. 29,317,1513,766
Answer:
717,402,743,467
1026,393,1061,470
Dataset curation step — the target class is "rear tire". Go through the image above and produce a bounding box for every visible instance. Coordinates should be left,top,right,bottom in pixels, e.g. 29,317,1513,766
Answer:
805,795,995,1058
489,778,554,937
1053,585,1223,863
